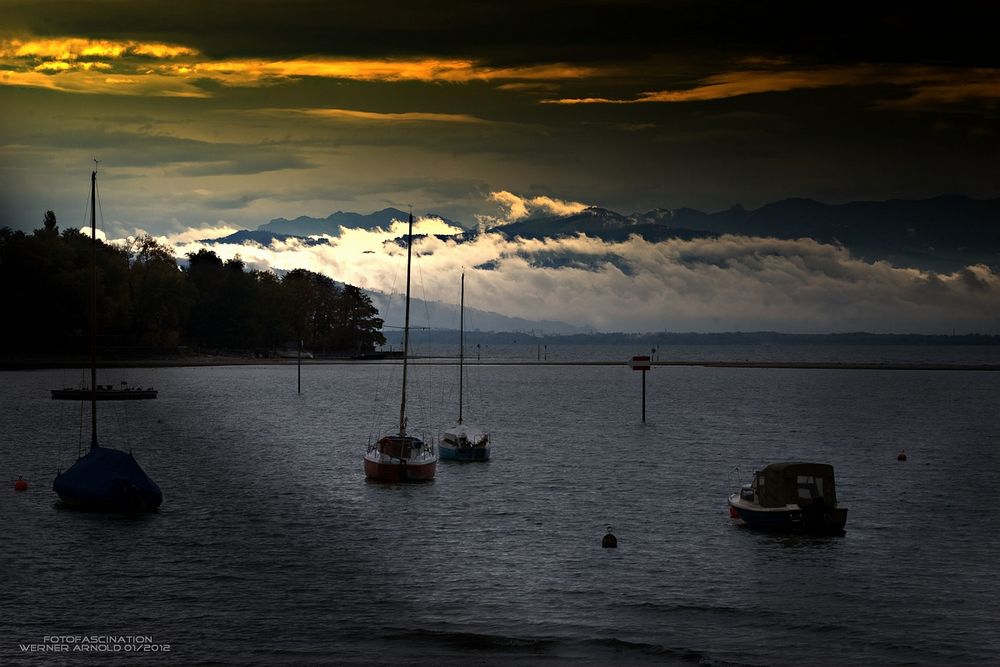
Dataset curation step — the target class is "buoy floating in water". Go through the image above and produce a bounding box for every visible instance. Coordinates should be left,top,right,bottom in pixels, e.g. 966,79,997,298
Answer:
14,477,28,491
602,526,618,549
897,450,907,461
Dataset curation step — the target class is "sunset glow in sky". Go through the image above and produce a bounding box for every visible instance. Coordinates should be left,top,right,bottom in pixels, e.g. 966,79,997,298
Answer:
2,1,998,333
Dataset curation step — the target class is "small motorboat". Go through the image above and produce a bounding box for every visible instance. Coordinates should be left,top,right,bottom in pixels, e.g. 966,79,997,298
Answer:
728,462,847,534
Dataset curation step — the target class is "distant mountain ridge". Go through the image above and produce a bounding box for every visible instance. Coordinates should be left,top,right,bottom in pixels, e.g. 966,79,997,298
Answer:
257,207,460,237
260,207,408,236
198,195,1000,272
486,196,1000,271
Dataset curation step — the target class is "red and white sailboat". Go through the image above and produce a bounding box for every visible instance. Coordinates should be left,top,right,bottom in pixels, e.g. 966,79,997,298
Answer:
363,210,438,482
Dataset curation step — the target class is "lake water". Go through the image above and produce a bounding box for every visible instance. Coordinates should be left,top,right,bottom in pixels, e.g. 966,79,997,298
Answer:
2,347,999,666
402,342,1000,366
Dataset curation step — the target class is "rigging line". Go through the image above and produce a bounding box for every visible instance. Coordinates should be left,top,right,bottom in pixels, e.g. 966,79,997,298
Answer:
368,254,402,439
78,396,85,458
121,398,130,451
95,174,105,238
80,195,92,239
413,248,434,338
79,165,93,232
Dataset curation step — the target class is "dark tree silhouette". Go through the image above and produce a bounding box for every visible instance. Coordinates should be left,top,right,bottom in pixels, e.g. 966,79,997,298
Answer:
2,223,388,358
125,234,193,346
42,210,58,234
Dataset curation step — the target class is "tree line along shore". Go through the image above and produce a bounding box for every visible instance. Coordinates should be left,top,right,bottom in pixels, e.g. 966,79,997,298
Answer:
1,217,386,359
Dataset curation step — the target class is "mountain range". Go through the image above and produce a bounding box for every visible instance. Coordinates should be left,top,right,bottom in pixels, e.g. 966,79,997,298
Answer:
256,207,460,236
488,196,1000,272
201,195,1000,273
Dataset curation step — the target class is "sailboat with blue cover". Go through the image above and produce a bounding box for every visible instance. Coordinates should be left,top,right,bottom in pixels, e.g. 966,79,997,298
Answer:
52,167,163,512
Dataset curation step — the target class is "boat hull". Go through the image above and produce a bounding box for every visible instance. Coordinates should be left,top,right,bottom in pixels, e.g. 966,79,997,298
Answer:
364,435,437,482
51,388,158,401
728,494,847,534
364,457,437,482
439,445,490,462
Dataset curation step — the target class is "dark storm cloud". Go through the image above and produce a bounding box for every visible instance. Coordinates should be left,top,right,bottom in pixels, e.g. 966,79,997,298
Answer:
12,126,314,175
332,177,491,203
172,153,313,176
4,0,998,68
195,177,488,213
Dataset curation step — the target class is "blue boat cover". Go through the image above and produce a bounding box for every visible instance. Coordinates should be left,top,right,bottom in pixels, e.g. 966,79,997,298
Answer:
53,446,163,512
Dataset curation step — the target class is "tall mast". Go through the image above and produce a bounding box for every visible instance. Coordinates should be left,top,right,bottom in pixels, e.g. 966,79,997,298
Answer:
89,166,98,450
458,272,464,425
398,209,414,437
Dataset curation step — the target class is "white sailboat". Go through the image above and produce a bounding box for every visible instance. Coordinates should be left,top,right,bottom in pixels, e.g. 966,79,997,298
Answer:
439,273,490,461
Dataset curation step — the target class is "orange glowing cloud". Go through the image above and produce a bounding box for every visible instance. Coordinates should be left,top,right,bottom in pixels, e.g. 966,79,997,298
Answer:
291,108,490,123
876,69,1000,109
544,67,882,104
1,37,198,60
164,57,600,85
0,68,211,97
1,34,605,96
544,64,1000,109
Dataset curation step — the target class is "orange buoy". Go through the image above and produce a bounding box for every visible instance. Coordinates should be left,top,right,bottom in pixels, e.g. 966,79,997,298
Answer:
897,450,907,461
14,478,28,491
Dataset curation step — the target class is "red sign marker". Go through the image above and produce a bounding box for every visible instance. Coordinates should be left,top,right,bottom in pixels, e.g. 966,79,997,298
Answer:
629,355,651,371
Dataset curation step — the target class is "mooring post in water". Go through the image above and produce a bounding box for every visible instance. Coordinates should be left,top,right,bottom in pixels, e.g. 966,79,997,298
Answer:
629,355,651,423
298,338,302,394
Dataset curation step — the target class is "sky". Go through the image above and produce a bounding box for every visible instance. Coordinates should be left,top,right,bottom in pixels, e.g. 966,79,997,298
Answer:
2,0,999,333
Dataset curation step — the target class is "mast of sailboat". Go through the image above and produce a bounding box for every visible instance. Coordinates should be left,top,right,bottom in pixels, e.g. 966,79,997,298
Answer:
458,272,464,425
398,208,414,437
89,163,98,450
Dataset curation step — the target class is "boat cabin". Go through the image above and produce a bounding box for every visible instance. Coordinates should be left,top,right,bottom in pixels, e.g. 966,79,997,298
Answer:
746,462,839,509
376,435,426,460
442,425,489,449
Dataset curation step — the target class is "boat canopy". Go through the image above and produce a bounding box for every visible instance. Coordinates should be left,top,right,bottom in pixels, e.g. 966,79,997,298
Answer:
753,462,838,508
53,446,163,511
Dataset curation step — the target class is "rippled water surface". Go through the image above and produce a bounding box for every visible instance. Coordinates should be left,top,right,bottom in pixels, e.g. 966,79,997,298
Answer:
3,353,999,666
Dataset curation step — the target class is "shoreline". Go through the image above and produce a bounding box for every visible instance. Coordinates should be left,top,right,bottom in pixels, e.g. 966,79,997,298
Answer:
2,355,998,372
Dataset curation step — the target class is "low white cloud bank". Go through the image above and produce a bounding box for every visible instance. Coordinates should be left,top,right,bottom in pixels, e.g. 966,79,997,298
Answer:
480,190,590,225
137,213,1000,334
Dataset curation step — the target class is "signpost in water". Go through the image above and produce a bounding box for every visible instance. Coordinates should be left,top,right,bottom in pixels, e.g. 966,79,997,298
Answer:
629,355,651,422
